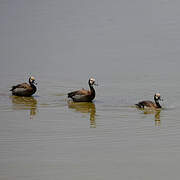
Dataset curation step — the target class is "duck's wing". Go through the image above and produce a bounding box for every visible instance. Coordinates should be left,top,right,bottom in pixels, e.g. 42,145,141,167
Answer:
10,83,30,91
135,100,155,108
68,89,90,98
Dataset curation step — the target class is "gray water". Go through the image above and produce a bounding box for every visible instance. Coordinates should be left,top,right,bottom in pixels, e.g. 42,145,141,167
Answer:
1,0,180,179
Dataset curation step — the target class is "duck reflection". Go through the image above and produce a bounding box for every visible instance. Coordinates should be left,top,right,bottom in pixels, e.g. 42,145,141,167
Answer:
11,96,37,119
68,101,96,128
143,109,161,126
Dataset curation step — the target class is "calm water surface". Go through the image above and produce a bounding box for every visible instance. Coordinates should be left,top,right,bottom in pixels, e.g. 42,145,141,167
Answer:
1,0,180,180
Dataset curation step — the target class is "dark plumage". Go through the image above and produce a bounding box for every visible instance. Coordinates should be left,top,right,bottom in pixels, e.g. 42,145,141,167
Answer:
10,76,37,97
135,93,163,109
68,78,97,102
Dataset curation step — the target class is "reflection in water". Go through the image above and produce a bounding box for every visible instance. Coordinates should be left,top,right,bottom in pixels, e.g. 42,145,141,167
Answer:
68,101,96,128
143,109,161,126
11,96,37,119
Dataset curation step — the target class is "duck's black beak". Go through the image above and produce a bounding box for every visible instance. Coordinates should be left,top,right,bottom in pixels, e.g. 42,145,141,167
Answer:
94,83,98,86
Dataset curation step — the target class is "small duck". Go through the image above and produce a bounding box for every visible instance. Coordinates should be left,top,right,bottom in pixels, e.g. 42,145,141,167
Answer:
68,78,98,102
135,93,163,109
10,76,37,97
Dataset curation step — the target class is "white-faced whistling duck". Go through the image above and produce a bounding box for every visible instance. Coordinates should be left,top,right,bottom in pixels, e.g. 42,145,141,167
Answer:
10,76,37,97
135,93,163,109
68,78,98,102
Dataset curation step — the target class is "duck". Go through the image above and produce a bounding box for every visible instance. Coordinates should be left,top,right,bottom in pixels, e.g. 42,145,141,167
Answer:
135,93,163,109
10,76,37,97
68,78,98,102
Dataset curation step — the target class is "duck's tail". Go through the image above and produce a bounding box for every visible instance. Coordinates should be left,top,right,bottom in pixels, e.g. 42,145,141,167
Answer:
10,86,16,91
135,103,142,108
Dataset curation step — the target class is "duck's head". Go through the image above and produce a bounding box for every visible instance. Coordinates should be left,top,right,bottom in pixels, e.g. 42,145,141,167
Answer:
29,76,36,84
154,93,163,101
89,78,98,86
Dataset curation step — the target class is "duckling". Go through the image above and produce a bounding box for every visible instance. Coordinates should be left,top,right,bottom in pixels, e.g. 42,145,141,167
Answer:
135,93,163,109
10,76,37,97
68,78,97,102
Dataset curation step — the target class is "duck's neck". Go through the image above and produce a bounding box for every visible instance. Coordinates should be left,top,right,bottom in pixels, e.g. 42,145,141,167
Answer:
29,80,36,91
155,99,161,108
89,84,95,97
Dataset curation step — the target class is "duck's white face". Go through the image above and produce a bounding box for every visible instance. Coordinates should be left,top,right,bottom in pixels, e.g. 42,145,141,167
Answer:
89,78,95,85
155,93,161,100
29,76,35,83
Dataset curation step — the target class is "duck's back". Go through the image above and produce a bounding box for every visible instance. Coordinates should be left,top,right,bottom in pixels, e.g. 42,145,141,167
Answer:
68,89,93,102
11,83,35,97
136,100,156,108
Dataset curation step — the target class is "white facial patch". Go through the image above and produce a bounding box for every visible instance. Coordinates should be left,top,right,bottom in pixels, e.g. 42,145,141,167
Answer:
155,93,160,97
30,76,35,81
90,78,95,82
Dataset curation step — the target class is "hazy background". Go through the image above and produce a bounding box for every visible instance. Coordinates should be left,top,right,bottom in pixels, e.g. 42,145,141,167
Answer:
1,0,180,79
